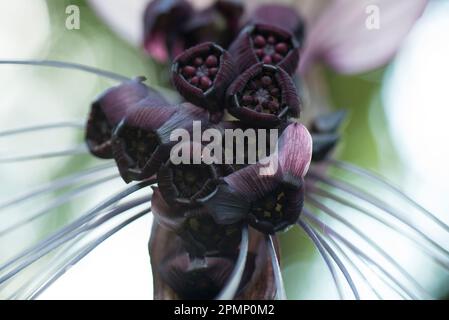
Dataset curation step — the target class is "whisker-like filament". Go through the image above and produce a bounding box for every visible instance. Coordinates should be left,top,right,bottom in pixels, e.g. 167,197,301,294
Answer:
8,200,151,299
0,179,156,284
0,121,84,138
306,193,432,296
29,208,150,300
0,60,131,82
297,220,344,299
308,171,449,257
0,173,120,237
327,159,449,233
302,209,420,299
322,232,384,300
266,235,287,300
0,145,88,163
324,231,410,299
299,219,360,300
216,226,249,300
0,163,115,211
309,185,449,270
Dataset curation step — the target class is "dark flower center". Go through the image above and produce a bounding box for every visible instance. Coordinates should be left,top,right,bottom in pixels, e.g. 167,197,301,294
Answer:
251,29,292,65
119,126,160,169
250,188,287,226
239,71,282,115
183,214,241,255
87,106,111,147
172,164,214,197
180,50,221,92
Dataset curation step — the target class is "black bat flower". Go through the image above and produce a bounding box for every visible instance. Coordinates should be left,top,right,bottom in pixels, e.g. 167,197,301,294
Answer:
226,63,301,127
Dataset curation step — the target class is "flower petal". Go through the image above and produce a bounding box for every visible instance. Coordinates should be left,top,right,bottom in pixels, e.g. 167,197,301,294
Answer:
249,4,305,44
277,122,312,180
143,0,194,62
300,0,428,74
85,77,167,159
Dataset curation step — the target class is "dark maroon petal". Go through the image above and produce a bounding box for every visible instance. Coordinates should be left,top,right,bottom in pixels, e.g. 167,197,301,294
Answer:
213,0,244,34
203,184,250,225
156,102,210,144
311,133,340,162
111,104,177,182
310,110,346,162
151,187,186,231
224,162,281,199
143,0,193,62
277,122,312,180
312,110,347,133
226,63,300,127
249,4,305,45
171,42,235,111
229,24,300,75
85,77,167,159
179,1,244,51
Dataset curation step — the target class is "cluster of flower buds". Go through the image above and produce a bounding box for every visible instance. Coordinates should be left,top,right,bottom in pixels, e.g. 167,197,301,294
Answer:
85,0,315,300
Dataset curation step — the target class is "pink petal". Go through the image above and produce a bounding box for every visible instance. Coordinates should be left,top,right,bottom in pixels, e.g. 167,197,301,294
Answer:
300,0,428,74
277,122,312,179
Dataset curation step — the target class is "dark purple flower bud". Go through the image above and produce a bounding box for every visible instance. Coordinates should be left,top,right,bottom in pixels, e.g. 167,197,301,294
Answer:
229,23,300,75
226,63,300,128
249,4,305,45
171,42,235,112
204,122,312,234
310,110,346,162
143,0,194,63
112,103,209,183
177,0,244,52
85,77,167,159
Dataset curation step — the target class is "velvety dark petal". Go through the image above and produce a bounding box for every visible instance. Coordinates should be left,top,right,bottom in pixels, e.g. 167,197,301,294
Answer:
156,102,210,144
171,42,235,111
224,162,281,200
226,63,300,127
143,0,193,62
249,4,305,45
180,1,244,51
277,122,312,180
229,24,300,75
203,184,250,225
275,67,301,117
151,187,186,231
111,104,177,182
312,109,347,133
85,77,166,159
311,132,340,162
214,0,244,33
